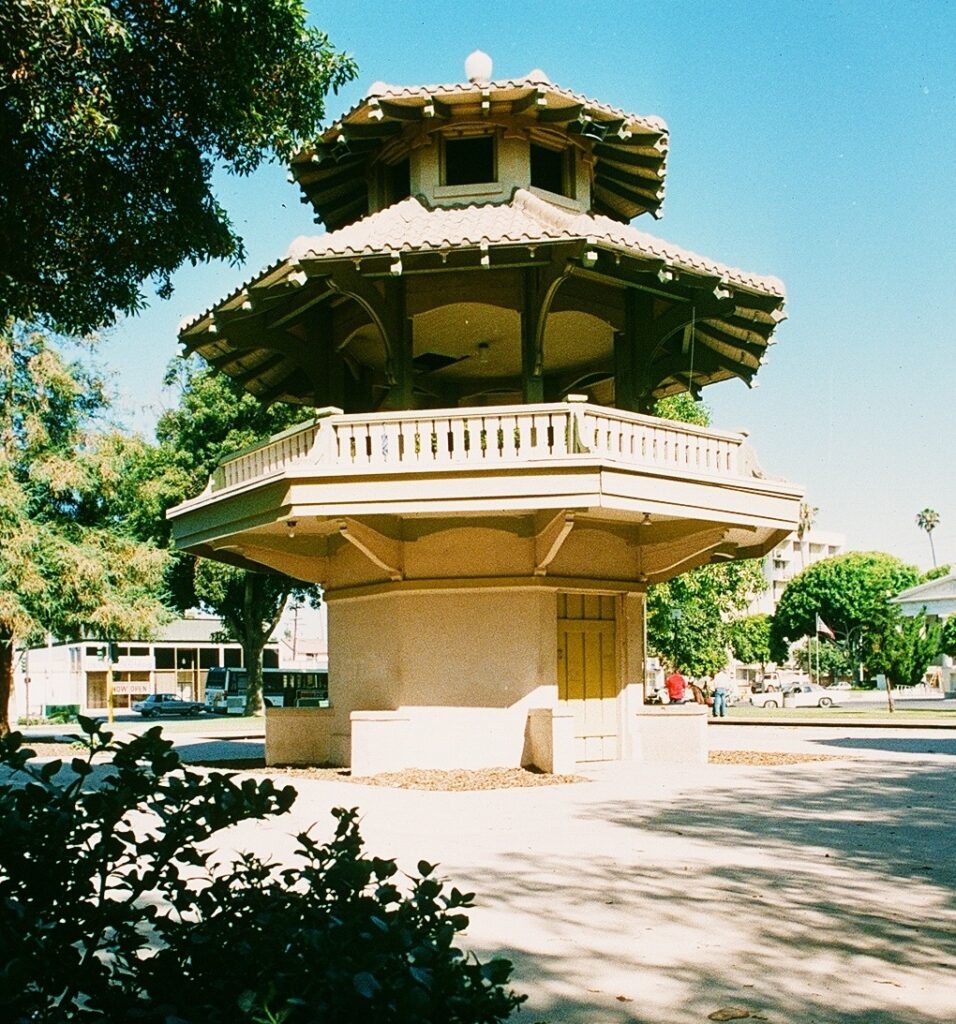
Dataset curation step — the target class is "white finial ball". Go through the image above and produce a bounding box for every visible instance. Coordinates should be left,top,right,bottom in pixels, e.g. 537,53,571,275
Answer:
465,50,493,83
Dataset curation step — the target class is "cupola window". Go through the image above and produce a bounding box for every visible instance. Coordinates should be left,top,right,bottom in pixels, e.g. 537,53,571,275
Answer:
530,142,573,198
443,135,496,186
385,158,411,203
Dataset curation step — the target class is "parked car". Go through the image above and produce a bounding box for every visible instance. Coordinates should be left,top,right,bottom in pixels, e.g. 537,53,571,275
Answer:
750,683,838,709
132,693,206,717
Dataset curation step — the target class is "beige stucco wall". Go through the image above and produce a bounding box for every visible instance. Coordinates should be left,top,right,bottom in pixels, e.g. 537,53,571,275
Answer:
328,586,559,766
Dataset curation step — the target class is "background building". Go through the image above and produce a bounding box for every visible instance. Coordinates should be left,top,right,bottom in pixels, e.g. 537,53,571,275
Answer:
747,528,846,616
14,617,280,719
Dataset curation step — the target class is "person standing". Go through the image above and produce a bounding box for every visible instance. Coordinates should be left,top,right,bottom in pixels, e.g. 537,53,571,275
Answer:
664,668,687,706
712,669,731,718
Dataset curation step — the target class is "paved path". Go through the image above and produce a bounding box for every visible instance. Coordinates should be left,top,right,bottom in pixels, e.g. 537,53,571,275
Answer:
202,726,956,1024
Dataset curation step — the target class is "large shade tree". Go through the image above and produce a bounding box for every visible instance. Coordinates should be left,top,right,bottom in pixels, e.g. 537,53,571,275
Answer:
137,359,321,714
0,0,356,333
0,323,168,733
770,551,920,664
771,551,923,709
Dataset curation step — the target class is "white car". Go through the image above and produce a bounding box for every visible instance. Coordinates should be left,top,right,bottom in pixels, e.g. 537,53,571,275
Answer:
750,683,838,709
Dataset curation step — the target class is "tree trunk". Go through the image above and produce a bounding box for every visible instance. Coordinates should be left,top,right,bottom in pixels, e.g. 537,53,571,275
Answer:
243,637,265,716
885,675,895,713
241,575,264,716
0,637,13,736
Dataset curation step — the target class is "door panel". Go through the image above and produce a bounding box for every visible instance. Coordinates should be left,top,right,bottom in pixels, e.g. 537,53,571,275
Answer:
557,594,619,761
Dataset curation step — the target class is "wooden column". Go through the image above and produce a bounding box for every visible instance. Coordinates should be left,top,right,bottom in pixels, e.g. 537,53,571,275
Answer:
521,269,545,403
382,278,414,410
307,303,343,408
617,290,657,414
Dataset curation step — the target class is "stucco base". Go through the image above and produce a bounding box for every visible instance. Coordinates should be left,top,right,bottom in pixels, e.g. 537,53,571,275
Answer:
265,707,335,766
630,704,708,765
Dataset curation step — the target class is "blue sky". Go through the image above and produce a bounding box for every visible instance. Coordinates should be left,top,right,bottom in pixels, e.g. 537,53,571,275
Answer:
99,0,956,570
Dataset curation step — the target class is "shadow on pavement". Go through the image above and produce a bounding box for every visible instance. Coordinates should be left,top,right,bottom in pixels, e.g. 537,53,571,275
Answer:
422,760,956,1024
817,735,956,756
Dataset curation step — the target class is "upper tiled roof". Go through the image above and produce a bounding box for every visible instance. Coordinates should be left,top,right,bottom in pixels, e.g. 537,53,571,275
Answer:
338,70,668,137
291,66,670,229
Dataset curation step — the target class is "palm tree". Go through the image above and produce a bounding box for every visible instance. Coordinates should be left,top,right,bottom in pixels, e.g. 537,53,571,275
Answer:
796,501,817,570
916,508,940,568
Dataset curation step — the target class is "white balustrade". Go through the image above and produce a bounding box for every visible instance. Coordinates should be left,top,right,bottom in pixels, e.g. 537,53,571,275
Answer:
209,402,743,492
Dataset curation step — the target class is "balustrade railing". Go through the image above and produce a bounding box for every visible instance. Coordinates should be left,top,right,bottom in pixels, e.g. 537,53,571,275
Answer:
210,401,745,492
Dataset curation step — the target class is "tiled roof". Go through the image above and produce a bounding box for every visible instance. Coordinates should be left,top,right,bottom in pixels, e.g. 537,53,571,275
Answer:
288,189,784,298
332,71,668,137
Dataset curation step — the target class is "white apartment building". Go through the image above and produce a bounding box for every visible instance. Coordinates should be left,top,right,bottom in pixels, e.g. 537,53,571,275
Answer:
747,529,846,616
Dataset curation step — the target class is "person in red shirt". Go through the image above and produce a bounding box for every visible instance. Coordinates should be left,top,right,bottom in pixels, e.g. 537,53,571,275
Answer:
664,669,687,705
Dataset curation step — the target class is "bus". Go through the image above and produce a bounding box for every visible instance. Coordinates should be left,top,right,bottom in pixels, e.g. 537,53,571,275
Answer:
204,667,329,714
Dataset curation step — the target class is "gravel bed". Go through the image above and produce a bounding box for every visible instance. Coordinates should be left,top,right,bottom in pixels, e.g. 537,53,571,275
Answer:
195,761,589,790
708,749,844,766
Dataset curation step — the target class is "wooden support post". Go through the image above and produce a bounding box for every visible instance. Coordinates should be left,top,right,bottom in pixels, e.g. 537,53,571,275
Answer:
382,278,414,409
522,269,545,403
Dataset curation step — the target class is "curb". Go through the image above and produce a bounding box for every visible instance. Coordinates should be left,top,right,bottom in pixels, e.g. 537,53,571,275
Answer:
709,717,956,730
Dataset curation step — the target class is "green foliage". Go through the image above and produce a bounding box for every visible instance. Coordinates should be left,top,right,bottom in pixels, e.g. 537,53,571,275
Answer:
646,393,764,675
653,393,711,426
0,721,524,1023
770,551,920,662
648,560,766,676
0,323,169,732
920,563,951,582
942,617,956,659
791,637,852,681
134,360,324,711
868,611,942,689
0,0,357,333
728,614,773,668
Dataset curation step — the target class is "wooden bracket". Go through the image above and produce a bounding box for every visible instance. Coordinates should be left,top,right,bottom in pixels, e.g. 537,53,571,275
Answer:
336,518,403,581
534,511,576,576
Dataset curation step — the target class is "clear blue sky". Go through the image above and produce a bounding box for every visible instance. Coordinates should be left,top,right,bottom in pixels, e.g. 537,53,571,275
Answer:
99,0,956,571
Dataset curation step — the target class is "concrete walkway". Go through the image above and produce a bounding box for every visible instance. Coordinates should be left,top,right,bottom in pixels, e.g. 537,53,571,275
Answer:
205,726,956,1024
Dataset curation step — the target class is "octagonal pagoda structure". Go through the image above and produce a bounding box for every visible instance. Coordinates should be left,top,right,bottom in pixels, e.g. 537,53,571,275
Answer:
170,56,802,772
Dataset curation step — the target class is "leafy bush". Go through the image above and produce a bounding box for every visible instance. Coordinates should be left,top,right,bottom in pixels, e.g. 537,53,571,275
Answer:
0,719,525,1023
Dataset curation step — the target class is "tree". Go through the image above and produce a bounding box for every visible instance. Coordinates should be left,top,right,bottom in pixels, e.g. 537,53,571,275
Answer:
796,501,817,570
728,614,773,673
648,561,766,677
942,617,956,660
915,508,940,568
0,323,169,733
0,0,356,333
868,610,942,711
791,636,851,684
646,393,765,676
144,359,321,714
770,551,919,665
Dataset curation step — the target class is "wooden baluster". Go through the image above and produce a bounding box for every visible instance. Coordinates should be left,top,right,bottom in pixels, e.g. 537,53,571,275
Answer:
449,416,467,463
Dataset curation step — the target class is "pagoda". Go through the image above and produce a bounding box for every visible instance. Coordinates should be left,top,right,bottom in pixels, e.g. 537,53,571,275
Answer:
170,53,802,772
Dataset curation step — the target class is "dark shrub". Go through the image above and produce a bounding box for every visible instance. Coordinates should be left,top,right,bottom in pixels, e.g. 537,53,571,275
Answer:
0,719,525,1023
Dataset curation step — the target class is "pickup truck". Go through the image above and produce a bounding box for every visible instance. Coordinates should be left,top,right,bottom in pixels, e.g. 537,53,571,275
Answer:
132,693,206,717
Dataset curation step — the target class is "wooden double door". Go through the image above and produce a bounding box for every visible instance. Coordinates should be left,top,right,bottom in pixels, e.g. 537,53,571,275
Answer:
557,594,620,761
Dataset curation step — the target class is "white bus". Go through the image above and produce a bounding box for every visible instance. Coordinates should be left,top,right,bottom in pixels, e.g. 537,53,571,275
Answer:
204,667,329,714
